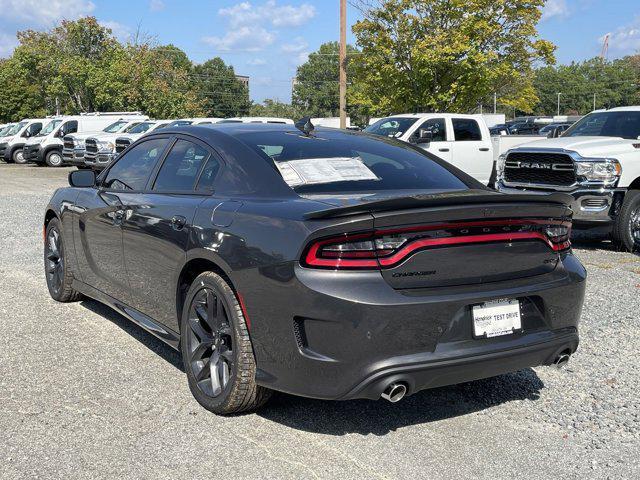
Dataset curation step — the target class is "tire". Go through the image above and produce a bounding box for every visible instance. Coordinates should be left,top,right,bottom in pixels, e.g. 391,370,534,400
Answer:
612,190,640,252
45,150,64,167
180,271,271,414
44,218,82,302
12,148,26,164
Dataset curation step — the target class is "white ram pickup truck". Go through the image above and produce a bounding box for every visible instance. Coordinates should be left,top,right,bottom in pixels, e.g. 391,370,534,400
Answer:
365,113,545,185
497,107,640,251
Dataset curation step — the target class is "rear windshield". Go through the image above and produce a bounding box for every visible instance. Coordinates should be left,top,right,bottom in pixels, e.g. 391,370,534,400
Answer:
563,111,640,139
235,130,468,194
364,117,418,138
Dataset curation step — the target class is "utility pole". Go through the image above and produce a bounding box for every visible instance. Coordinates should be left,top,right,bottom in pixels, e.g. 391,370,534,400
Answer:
493,92,497,114
593,93,596,111
339,0,347,129
557,93,562,116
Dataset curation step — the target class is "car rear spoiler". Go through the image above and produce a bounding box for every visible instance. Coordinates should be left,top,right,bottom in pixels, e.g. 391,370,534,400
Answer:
304,190,574,220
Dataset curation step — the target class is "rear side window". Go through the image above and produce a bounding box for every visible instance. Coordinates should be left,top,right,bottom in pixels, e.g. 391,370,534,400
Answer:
452,119,482,141
153,140,210,192
236,130,469,194
196,157,222,192
103,138,168,191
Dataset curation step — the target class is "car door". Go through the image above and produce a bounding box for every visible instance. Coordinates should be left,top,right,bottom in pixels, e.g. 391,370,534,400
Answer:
118,136,219,331
74,137,171,304
408,117,452,163
449,117,493,184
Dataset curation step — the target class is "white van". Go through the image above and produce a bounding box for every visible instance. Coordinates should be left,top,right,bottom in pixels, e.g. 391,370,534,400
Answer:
60,113,148,168
0,119,47,164
23,113,147,167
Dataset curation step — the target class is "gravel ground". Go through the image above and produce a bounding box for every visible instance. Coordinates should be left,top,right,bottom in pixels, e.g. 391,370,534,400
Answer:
0,163,638,479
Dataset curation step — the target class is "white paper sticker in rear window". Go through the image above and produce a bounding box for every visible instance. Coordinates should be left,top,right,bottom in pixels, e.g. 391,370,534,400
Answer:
275,157,379,187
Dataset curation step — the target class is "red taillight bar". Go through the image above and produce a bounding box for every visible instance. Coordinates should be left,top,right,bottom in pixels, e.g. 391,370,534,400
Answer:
303,219,571,270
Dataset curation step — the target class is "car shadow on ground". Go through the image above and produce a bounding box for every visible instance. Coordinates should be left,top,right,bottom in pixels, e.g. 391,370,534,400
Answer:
257,369,544,436
79,299,184,372
79,299,545,435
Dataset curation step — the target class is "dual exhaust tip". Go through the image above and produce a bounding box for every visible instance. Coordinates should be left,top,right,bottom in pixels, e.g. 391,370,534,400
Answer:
381,352,571,403
381,382,407,403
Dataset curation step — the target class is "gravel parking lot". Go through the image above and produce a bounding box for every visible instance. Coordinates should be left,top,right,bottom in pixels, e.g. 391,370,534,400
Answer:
1,162,638,480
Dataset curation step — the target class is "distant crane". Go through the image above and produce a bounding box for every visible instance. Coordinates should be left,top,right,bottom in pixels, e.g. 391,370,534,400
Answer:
600,33,610,60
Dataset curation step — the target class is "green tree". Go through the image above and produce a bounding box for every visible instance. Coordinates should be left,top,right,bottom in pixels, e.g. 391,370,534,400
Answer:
249,99,302,119
292,42,358,117
350,0,555,115
534,57,640,115
191,58,251,117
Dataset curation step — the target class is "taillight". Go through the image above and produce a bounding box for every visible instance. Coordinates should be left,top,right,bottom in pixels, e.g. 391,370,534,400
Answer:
302,219,572,270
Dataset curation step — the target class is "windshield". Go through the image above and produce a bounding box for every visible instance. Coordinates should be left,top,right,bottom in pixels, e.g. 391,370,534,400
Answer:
38,119,62,136
167,120,193,127
364,117,418,138
0,125,15,136
6,122,27,135
235,130,468,194
563,111,640,139
125,122,154,134
103,121,129,133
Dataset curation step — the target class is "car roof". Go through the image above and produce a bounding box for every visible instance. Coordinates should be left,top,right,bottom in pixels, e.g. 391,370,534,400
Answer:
607,106,640,112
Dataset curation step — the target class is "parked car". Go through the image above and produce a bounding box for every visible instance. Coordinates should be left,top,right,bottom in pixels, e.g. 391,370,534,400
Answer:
365,113,545,185
538,122,573,138
114,120,172,157
84,120,170,171
62,113,149,167
489,124,510,136
0,118,46,164
497,106,640,251
0,123,16,138
508,122,540,135
44,123,585,414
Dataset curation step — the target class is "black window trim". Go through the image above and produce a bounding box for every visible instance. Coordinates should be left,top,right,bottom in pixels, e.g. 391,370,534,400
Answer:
98,135,174,194
97,133,226,196
149,135,215,194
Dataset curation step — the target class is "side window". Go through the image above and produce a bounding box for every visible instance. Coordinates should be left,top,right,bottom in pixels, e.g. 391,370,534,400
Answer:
196,157,222,192
153,139,210,192
60,121,78,137
452,118,482,141
103,138,168,191
24,123,42,137
412,118,447,142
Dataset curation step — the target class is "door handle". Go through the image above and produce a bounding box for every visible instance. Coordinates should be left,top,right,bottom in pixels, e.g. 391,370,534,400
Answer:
171,215,187,231
438,148,450,152
479,147,490,152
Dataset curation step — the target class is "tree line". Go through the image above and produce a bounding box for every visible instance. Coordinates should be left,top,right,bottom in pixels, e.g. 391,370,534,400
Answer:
2,2,640,125
0,17,251,122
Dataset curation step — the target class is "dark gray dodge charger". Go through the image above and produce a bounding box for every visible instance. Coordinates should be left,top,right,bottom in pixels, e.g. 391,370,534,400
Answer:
44,122,586,414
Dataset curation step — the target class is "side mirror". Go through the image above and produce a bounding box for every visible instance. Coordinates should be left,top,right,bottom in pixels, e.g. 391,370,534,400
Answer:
22,130,31,138
69,169,96,188
416,129,433,144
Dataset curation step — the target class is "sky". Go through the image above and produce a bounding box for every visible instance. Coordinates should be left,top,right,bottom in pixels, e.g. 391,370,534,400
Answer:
0,0,639,103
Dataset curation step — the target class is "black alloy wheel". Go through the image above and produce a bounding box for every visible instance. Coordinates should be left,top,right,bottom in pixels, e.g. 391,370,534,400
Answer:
180,272,271,414
185,287,234,398
45,227,64,296
44,218,82,302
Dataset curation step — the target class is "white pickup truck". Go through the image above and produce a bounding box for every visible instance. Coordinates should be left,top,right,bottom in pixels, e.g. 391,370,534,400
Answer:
497,106,640,251
365,113,545,185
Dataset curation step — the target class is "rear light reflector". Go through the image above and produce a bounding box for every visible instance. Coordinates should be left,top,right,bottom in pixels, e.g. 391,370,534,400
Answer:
303,219,571,270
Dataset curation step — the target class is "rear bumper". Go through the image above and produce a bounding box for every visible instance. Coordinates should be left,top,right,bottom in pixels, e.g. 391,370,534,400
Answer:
23,144,44,163
238,253,587,400
497,182,624,226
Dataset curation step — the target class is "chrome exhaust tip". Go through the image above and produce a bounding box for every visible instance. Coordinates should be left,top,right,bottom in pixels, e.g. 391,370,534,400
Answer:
381,383,407,403
553,353,571,369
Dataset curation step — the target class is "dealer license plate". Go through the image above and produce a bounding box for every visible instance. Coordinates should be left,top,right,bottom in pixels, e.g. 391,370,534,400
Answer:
472,299,522,338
